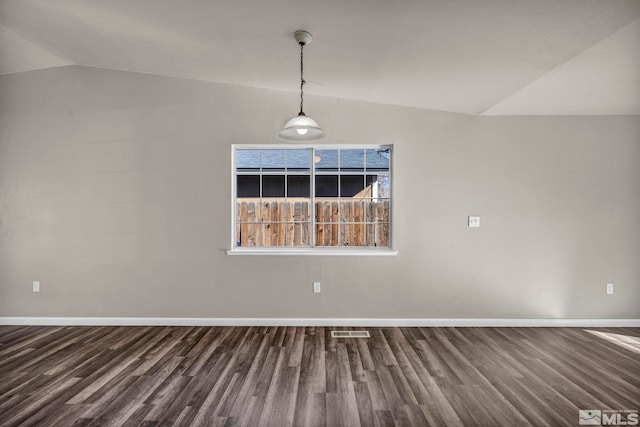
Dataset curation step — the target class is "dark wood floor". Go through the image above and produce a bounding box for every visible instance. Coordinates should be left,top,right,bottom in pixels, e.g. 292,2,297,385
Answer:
0,326,638,426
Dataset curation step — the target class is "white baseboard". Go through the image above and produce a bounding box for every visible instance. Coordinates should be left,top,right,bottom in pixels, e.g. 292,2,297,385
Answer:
0,317,638,327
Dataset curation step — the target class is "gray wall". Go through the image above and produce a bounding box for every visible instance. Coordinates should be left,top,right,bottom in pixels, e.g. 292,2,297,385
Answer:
1,65,639,319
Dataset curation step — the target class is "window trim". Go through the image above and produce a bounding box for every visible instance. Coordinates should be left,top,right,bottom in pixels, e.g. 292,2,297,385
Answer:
227,144,397,256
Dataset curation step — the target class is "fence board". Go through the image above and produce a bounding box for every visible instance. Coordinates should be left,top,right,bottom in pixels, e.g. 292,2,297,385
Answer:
323,201,332,246
315,202,323,246
272,203,276,246
278,203,286,246
247,202,257,246
331,201,339,247
261,202,269,246
287,203,294,245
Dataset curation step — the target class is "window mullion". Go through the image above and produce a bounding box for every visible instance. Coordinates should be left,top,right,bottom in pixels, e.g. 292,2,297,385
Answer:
259,152,263,247
311,147,316,248
337,149,341,247
388,145,393,249
363,149,367,247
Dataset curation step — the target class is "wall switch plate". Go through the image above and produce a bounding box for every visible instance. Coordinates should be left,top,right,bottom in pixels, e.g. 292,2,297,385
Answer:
606,283,614,294
468,216,480,228
33,281,40,292
313,282,321,293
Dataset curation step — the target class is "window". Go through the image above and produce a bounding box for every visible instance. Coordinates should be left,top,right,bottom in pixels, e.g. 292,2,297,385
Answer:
230,145,394,255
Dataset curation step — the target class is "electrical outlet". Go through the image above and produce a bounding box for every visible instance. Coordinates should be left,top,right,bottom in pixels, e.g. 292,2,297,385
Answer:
33,281,40,293
606,283,614,295
313,282,321,293
468,216,480,228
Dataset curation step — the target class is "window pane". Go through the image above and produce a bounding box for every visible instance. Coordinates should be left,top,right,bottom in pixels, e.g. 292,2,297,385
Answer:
338,199,368,223
270,199,308,223
339,223,355,246
315,222,339,247
340,149,364,171
370,199,390,223
287,175,310,197
261,149,285,172
316,200,339,223
237,200,260,247
259,200,276,223
292,200,312,222
237,200,260,224
366,174,390,198
237,175,260,198
315,200,339,246
367,174,390,198
367,222,389,246
238,221,260,246
260,223,285,246
366,148,390,171
262,175,285,197
315,149,339,171
286,149,311,171
290,222,311,246
340,175,365,197
351,223,368,246
315,175,338,197
236,150,260,171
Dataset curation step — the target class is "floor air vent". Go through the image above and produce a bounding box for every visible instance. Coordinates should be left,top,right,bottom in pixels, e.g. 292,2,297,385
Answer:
331,330,371,338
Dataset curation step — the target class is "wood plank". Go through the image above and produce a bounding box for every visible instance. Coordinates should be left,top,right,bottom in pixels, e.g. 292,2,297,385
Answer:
287,202,295,247
246,202,257,246
315,202,325,246
331,201,339,247
239,202,248,247
277,202,286,246
323,201,332,246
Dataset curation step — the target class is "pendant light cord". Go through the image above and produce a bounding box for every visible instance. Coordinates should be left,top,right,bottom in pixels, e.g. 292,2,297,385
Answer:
299,41,305,115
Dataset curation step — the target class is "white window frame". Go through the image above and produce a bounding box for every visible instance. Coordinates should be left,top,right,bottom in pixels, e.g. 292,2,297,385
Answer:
227,144,397,256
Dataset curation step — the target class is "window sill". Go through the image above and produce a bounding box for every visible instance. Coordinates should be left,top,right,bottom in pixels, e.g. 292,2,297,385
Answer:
226,248,398,256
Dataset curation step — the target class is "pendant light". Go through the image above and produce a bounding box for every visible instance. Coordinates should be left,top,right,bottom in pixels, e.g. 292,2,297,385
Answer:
276,30,327,142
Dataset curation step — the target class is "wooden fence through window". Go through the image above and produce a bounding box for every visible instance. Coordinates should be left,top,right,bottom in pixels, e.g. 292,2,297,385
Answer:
236,198,390,247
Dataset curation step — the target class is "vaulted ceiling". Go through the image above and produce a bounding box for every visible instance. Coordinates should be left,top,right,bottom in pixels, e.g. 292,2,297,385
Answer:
1,0,639,115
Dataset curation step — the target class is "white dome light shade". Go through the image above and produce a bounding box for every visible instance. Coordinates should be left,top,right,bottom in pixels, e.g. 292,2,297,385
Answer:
276,113,327,142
